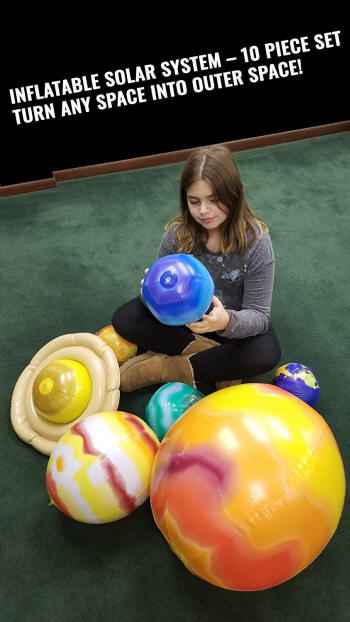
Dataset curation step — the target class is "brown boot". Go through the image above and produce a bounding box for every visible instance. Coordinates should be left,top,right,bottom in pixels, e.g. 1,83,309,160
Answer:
182,334,220,355
215,379,242,390
120,350,195,392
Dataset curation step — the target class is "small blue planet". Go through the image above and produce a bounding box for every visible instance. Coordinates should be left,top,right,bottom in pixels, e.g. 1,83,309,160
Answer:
142,254,214,325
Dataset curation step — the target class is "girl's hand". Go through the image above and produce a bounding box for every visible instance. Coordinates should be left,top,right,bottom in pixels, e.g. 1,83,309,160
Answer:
186,295,230,333
140,268,149,296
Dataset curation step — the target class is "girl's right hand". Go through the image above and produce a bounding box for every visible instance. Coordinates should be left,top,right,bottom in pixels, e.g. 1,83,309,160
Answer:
140,268,149,296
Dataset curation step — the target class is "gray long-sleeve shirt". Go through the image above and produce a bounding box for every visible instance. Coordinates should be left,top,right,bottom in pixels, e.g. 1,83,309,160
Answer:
157,223,275,339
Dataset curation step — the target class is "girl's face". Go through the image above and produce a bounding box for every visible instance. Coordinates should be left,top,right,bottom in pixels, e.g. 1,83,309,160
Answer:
186,179,228,232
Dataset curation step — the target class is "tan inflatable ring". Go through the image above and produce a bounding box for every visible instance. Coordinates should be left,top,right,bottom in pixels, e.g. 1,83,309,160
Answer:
11,333,120,455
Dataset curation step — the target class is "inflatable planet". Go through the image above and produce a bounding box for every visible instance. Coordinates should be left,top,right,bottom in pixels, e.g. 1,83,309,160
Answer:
11,333,120,455
96,325,137,364
47,410,160,524
32,358,92,424
142,254,214,325
273,362,320,406
145,382,204,440
150,383,345,591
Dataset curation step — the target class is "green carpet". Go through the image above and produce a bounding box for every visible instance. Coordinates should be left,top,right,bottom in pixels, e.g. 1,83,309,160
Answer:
1,133,349,621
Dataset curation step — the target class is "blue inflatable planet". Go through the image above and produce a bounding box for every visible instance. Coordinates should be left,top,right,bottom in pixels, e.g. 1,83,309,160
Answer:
142,254,214,325
145,382,204,440
273,362,320,406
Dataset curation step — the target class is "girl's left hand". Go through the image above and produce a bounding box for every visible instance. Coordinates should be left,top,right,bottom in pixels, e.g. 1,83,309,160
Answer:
186,295,230,333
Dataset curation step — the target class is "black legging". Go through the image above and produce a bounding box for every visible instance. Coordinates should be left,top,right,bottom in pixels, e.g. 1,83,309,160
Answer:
111,296,282,382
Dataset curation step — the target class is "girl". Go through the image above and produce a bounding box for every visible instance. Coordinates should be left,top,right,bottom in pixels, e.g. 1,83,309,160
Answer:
112,144,281,391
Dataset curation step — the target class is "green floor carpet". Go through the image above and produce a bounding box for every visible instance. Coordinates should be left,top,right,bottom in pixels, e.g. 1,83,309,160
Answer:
1,132,349,621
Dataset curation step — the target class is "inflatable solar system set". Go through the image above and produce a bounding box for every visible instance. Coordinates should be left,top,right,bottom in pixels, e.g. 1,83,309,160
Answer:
11,254,346,591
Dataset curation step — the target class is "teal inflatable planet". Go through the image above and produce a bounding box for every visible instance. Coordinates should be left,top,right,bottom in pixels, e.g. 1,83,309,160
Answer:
273,362,320,406
145,382,204,440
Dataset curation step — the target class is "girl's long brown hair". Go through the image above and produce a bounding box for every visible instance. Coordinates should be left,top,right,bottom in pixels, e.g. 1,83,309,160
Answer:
165,144,268,255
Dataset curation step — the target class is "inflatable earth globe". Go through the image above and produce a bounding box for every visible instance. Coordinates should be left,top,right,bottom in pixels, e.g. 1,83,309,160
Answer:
273,362,320,406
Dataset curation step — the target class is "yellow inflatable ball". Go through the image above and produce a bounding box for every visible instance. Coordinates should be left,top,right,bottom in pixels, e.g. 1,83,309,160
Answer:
32,358,92,424
96,325,137,364
46,411,160,523
151,383,345,590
